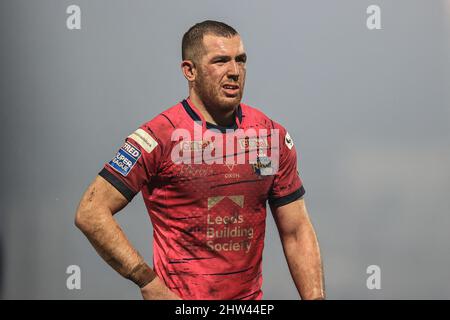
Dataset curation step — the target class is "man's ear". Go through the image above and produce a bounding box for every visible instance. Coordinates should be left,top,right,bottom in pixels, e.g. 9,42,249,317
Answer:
181,60,196,81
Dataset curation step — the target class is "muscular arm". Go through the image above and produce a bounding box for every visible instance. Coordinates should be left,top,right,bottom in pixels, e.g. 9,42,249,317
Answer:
74,175,180,299
271,198,325,300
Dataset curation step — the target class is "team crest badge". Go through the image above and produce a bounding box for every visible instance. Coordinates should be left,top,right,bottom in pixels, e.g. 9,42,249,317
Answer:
252,156,273,176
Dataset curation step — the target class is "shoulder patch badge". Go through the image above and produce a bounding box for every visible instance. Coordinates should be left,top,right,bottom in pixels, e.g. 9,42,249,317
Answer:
128,128,158,154
108,142,141,176
285,132,294,150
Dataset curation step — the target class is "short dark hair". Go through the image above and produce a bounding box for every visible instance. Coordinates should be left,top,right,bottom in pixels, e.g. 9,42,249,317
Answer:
182,20,239,63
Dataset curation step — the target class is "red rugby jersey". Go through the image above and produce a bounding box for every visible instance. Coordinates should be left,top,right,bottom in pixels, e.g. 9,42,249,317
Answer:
99,98,304,300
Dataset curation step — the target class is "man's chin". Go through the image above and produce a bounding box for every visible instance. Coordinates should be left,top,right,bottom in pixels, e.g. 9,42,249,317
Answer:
219,95,242,109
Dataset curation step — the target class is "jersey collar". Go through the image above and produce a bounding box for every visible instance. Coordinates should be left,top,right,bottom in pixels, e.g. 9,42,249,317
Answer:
181,98,243,133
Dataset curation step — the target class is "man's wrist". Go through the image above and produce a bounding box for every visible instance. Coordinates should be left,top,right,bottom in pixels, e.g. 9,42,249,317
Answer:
140,276,181,300
307,292,326,300
126,262,157,288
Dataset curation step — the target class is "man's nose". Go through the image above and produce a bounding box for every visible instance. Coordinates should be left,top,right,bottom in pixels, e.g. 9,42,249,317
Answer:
227,61,239,80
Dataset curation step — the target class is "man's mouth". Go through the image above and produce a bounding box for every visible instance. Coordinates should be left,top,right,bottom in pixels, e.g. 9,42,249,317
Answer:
222,83,240,95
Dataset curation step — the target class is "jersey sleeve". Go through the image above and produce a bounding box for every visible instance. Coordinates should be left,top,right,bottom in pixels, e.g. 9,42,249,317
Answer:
268,122,305,208
98,120,164,202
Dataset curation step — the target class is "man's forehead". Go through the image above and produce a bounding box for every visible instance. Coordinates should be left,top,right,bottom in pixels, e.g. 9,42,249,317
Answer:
202,34,245,56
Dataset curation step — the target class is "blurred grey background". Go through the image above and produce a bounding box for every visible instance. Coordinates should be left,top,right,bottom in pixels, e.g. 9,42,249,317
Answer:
1,0,449,299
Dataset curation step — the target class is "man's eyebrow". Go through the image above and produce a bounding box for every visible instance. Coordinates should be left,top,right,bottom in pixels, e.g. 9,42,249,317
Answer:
236,53,247,61
210,53,247,61
210,55,231,61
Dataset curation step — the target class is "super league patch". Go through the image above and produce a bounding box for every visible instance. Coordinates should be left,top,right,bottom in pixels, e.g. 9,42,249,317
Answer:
108,142,141,176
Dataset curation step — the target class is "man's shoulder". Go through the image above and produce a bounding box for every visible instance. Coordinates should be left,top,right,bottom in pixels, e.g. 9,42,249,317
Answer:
142,101,186,129
137,101,191,141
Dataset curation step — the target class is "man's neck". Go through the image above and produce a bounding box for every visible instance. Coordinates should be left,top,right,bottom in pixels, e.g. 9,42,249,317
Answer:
189,91,236,127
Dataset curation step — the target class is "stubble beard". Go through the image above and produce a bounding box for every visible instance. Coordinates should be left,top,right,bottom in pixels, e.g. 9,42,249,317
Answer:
195,74,242,114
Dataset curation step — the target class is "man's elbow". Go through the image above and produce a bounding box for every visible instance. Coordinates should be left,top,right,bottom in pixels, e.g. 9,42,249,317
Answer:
74,202,101,232
280,219,314,245
75,201,113,231
74,206,90,231
280,227,300,244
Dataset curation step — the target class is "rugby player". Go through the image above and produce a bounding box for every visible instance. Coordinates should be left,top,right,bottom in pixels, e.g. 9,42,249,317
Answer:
75,20,325,300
